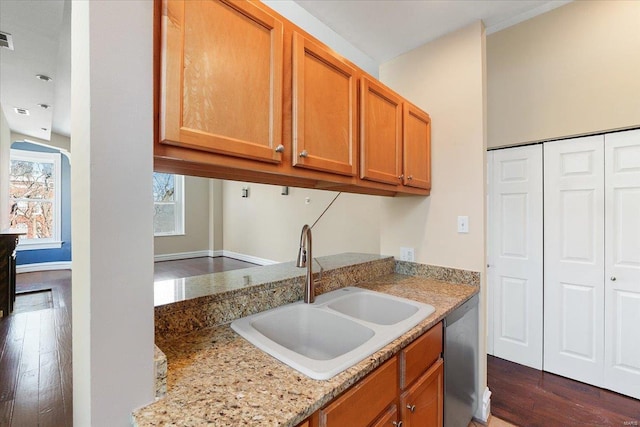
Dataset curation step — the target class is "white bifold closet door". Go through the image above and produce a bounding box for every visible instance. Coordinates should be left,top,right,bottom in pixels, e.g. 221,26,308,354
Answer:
489,145,543,369
544,135,606,387
604,129,640,399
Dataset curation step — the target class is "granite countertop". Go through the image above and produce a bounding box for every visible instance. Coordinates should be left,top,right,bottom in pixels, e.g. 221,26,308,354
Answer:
133,273,479,426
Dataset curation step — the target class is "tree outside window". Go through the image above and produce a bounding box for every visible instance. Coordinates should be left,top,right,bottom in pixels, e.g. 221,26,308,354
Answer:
153,172,184,236
9,149,62,249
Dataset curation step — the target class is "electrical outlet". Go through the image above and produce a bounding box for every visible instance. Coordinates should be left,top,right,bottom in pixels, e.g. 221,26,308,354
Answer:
400,247,415,262
457,216,469,233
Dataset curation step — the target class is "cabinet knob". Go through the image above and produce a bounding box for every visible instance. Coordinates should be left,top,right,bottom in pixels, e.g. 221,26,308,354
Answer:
408,175,413,180
299,150,308,158
398,174,404,179
275,144,285,153
392,421,403,427
610,276,617,281
407,404,416,413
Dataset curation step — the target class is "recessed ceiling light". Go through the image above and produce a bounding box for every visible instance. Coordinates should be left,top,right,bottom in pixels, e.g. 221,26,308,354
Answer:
13,107,29,115
35,74,53,82
0,31,14,51
37,103,51,109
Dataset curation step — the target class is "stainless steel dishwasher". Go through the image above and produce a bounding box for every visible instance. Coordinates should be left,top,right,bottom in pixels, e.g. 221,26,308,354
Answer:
444,294,479,427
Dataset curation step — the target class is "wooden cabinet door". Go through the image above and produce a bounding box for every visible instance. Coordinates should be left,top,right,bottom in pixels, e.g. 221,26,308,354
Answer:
402,102,431,190
160,0,284,163
292,32,358,176
400,358,443,427
360,76,403,185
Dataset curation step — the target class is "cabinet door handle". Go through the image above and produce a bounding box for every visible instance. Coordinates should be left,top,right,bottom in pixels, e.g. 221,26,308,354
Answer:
275,144,285,153
408,175,413,180
392,421,403,427
407,404,416,412
299,150,308,158
398,174,404,179
610,276,617,281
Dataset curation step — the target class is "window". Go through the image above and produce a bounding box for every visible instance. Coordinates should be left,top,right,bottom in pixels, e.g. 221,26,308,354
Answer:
153,172,184,236
9,149,62,250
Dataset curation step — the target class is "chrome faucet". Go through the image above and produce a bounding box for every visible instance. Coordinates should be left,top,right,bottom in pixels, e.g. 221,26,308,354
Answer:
296,224,314,303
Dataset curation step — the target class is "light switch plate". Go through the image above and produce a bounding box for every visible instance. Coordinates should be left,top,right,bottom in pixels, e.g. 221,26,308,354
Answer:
457,216,469,233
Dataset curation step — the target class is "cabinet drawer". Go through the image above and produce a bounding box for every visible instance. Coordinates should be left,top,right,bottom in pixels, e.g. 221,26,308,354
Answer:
319,357,398,427
401,322,443,389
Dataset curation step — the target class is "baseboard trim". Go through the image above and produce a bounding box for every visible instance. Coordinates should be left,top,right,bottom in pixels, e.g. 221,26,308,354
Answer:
154,250,211,262
218,250,278,266
154,250,278,266
16,261,72,273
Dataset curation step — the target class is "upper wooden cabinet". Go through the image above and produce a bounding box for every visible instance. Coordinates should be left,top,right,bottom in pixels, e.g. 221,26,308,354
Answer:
160,0,284,163
155,0,431,196
360,77,431,191
403,102,432,190
292,32,358,176
360,76,403,185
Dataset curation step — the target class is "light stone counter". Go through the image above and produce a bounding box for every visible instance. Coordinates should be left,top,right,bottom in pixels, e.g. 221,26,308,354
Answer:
134,269,479,426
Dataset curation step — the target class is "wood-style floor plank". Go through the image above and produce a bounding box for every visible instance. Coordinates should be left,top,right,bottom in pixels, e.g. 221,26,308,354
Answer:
10,368,39,426
39,350,66,426
153,256,258,281
488,355,640,426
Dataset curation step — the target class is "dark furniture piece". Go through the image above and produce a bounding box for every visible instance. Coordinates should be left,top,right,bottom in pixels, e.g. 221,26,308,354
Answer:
1,231,23,318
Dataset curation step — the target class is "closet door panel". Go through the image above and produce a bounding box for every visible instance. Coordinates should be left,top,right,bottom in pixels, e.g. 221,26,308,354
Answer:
604,129,640,399
489,145,543,369
543,136,605,386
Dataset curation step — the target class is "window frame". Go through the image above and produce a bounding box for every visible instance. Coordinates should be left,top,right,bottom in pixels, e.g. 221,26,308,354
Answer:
153,173,185,237
10,148,63,251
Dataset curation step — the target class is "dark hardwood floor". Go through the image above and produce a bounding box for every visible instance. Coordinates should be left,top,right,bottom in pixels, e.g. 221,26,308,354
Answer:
0,270,72,427
153,256,257,281
488,355,640,426
0,257,257,427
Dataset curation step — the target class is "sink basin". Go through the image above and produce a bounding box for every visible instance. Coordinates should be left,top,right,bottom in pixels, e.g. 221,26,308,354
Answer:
251,305,374,360
231,287,435,380
327,291,419,325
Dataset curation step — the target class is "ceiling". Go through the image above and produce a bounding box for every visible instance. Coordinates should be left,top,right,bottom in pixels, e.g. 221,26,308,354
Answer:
0,0,70,141
0,0,568,143
293,0,571,63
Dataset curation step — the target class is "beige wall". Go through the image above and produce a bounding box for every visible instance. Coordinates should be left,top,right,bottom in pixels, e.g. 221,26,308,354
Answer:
222,181,381,263
154,175,211,256
488,0,640,148
0,106,10,229
379,21,487,417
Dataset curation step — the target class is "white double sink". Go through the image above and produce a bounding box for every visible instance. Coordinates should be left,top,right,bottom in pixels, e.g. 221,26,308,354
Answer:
231,287,435,380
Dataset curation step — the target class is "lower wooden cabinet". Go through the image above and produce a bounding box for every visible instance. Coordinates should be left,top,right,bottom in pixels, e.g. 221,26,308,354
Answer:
318,357,397,426
400,358,444,427
304,322,444,427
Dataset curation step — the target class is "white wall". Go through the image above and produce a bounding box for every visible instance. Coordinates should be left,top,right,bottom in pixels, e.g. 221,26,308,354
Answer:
10,131,70,154
0,105,10,229
379,21,487,417
222,181,381,262
210,179,223,252
71,1,154,425
488,0,640,148
154,175,211,256
262,0,378,77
